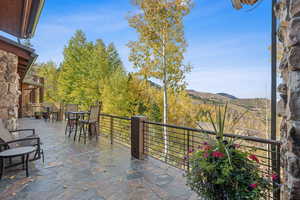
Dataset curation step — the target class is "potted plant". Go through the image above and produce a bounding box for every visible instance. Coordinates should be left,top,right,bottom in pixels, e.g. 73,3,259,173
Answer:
186,104,278,200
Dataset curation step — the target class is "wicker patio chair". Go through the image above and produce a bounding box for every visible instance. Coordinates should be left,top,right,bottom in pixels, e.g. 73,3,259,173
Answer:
0,121,44,168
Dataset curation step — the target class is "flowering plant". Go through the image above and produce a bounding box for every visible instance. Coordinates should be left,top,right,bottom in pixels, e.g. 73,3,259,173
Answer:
186,140,276,199
186,104,277,199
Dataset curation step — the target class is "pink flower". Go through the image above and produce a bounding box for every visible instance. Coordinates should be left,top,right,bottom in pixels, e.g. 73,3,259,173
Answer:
249,155,259,163
188,148,194,153
271,173,278,181
203,145,211,151
211,151,225,158
203,152,209,158
234,144,240,148
249,183,257,189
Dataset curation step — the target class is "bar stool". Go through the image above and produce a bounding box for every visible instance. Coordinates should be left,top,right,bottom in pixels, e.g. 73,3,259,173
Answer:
78,104,101,144
64,104,79,137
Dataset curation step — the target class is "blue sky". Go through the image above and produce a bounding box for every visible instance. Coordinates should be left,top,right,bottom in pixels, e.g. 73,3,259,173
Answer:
1,0,273,98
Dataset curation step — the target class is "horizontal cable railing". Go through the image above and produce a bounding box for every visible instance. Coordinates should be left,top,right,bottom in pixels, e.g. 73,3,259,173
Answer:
143,120,281,200
97,113,280,199
99,113,131,147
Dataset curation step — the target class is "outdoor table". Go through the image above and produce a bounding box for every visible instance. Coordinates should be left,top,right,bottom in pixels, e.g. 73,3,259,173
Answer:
42,106,52,121
66,111,90,120
65,111,90,140
0,146,36,179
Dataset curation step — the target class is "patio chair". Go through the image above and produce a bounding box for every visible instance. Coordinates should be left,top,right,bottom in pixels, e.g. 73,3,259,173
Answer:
42,103,53,121
78,104,101,144
50,104,60,122
64,104,79,136
0,120,44,168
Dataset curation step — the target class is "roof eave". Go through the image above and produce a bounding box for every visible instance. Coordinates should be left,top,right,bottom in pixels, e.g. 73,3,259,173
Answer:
22,53,38,81
24,0,45,39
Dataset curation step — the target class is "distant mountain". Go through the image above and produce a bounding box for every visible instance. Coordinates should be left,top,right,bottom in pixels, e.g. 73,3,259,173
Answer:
217,93,238,100
146,82,269,114
187,89,232,104
187,89,269,108
186,89,270,138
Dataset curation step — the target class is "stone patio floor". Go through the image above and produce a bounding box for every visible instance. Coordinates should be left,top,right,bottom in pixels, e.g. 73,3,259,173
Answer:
0,118,197,200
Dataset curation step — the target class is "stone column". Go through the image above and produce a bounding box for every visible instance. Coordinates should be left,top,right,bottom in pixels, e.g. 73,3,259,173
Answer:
276,0,300,199
0,49,20,130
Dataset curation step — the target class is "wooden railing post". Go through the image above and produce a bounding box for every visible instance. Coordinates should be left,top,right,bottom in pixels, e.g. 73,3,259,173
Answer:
57,103,64,121
110,116,114,145
131,116,147,160
275,144,281,200
187,130,190,172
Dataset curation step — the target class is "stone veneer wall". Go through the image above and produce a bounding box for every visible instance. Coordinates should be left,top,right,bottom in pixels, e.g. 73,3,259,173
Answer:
0,49,20,130
276,0,300,199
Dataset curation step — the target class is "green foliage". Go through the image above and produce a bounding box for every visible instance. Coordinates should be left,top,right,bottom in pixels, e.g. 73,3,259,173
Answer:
58,30,125,110
58,30,91,107
107,43,124,72
35,61,60,103
102,67,130,116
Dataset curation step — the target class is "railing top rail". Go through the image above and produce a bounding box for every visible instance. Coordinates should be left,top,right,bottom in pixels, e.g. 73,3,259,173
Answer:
99,113,131,121
143,120,281,146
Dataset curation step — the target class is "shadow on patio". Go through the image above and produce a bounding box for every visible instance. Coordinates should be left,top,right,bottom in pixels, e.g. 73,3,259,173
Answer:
0,118,196,200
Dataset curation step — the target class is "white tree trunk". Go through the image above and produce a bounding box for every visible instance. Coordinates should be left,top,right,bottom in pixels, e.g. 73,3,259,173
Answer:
163,66,168,159
162,33,168,160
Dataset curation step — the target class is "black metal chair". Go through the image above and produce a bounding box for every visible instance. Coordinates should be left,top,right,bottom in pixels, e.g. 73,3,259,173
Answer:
48,105,58,122
41,103,53,122
64,104,79,137
78,104,101,144
0,120,44,168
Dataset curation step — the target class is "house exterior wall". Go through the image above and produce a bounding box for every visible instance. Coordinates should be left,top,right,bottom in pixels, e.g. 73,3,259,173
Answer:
0,49,19,130
276,0,300,199
20,83,43,117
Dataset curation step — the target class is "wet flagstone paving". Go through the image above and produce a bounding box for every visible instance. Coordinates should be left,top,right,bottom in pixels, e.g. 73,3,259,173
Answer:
0,119,197,200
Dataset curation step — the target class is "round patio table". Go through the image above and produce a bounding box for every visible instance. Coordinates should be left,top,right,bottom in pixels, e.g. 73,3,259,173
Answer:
0,146,36,179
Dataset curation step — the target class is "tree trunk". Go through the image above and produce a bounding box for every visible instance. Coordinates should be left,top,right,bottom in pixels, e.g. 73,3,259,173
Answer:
163,69,168,159
162,35,168,160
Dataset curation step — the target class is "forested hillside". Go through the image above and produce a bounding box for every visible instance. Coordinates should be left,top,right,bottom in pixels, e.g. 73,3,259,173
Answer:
31,0,269,142
187,90,270,138
32,29,269,140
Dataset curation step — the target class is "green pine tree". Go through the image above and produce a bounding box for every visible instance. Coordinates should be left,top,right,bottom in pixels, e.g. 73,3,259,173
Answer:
58,30,94,108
